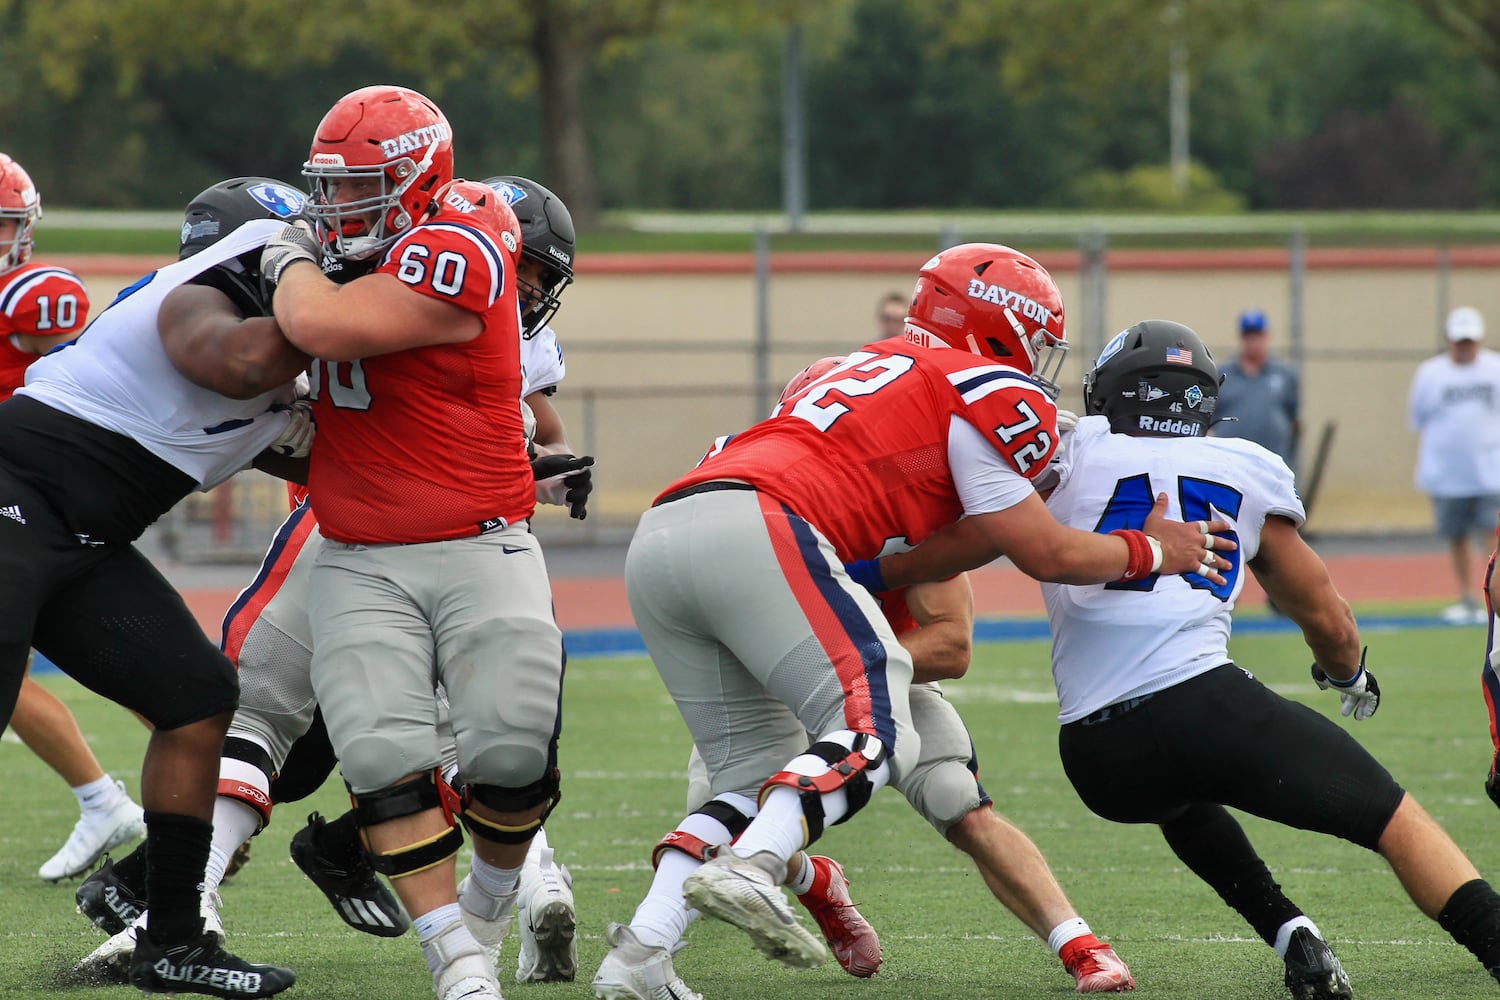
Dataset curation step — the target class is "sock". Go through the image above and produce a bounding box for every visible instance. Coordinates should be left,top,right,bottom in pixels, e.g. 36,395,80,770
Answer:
734,787,825,861
1438,879,1500,970
734,732,890,860
414,902,467,975
205,798,261,893
75,775,123,814
319,809,366,866
143,811,212,945
111,842,149,896
415,902,464,942
1047,917,1092,955
788,853,816,896
467,854,521,899
631,810,734,949
1273,916,1323,958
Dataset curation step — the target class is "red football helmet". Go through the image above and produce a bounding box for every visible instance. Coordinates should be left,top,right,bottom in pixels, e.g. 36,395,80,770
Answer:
0,153,42,275
904,243,1068,397
302,85,454,262
432,178,521,263
778,356,848,406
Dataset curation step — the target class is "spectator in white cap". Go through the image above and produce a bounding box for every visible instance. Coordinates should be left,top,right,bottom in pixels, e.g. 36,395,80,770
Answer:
1408,306,1500,625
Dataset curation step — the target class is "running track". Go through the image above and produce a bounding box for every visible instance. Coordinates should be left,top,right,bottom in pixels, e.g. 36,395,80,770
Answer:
171,545,1478,658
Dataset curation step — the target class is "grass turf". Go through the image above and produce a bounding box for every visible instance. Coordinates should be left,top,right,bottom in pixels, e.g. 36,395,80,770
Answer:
2,614,1498,998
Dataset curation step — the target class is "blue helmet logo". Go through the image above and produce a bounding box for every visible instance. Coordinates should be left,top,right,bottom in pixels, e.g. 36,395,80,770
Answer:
489,180,528,206
247,182,305,218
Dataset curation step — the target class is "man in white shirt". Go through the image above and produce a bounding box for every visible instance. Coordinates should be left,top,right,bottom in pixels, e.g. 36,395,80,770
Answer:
1408,306,1500,624
1044,319,1500,999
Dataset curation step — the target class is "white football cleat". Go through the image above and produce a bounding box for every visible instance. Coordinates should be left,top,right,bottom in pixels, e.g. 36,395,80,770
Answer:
515,847,577,982
72,919,137,985
681,847,826,969
592,922,702,1000
458,871,516,970
39,783,145,881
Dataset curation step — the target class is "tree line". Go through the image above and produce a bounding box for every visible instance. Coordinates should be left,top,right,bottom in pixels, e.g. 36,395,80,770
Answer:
2,0,1497,227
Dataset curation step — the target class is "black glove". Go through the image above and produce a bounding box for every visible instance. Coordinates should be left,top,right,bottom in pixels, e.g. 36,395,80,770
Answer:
532,454,595,520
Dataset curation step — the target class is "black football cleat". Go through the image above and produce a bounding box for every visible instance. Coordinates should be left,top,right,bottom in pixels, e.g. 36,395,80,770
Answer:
1283,927,1352,1000
75,855,146,935
129,929,295,998
289,810,410,937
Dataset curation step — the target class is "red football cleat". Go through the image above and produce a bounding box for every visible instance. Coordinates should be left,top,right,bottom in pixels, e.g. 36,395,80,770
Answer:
1060,934,1135,993
795,855,882,978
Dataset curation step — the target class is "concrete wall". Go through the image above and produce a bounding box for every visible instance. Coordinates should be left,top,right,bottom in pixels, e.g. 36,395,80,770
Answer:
66,248,1500,543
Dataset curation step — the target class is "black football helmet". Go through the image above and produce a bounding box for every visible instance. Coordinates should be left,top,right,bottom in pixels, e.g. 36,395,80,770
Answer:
179,176,306,316
483,175,575,338
1083,319,1221,437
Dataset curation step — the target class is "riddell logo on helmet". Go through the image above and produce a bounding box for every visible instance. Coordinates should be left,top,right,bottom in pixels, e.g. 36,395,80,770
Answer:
1138,415,1202,436
379,123,452,159
965,279,1055,327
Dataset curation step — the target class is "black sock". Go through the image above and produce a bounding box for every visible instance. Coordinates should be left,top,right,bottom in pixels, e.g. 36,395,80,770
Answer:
1161,802,1303,946
1438,879,1500,971
111,841,149,897
143,811,212,945
319,808,366,867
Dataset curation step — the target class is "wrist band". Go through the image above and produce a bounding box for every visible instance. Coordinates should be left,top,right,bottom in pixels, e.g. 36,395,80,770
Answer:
1110,529,1156,581
1328,665,1364,689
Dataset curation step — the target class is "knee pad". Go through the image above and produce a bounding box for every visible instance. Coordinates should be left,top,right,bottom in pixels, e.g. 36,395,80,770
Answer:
461,767,561,846
760,734,886,844
903,760,988,836
651,796,754,869
269,713,338,805
218,736,274,828
353,769,464,878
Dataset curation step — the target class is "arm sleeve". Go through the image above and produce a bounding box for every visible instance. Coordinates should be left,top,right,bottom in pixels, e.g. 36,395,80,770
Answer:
947,415,1038,516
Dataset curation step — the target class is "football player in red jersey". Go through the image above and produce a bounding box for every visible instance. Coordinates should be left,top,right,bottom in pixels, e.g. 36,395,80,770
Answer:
597,244,1232,993
602,355,1134,997
262,85,569,1000
0,151,150,882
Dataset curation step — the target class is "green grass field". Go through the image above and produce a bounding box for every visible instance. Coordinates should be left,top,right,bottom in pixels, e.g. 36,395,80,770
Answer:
3,617,1498,999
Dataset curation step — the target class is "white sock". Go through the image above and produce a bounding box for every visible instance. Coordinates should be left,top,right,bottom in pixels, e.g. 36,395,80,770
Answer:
630,810,734,949
1273,916,1321,958
75,775,123,814
415,903,468,974
733,786,829,862
467,854,521,899
204,798,262,893
1047,917,1092,955
734,732,890,862
787,853,816,895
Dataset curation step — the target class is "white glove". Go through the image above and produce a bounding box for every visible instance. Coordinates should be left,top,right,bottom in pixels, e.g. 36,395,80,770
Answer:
1311,649,1379,721
268,398,316,458
1055,408,1080,434
260,221,321,286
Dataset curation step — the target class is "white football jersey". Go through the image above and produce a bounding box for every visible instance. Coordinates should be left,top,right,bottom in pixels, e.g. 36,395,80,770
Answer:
1042,415,1305,723
521,322,565,398
18,219,296,490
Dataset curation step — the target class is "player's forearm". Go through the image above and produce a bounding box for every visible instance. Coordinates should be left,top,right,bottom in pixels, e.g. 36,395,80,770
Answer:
1287,594,1361,680
903,623,972,682
877,519,1001,590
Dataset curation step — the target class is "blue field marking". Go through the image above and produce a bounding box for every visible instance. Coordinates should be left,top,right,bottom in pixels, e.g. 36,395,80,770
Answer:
26,612,1478,674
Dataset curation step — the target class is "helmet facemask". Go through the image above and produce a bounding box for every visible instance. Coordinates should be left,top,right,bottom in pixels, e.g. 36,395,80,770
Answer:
304,144,438,262
516,255,572,338
0,208,37,276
